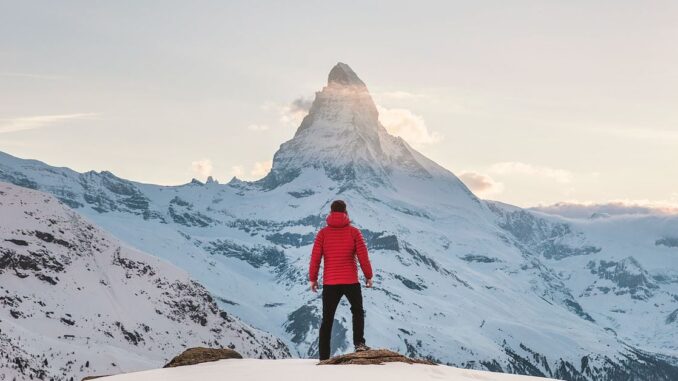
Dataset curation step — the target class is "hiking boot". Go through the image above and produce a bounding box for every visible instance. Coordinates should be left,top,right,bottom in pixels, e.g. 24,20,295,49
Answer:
355,343,371,352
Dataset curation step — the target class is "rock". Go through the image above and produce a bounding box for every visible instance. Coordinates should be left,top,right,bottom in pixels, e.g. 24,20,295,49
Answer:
318,349,436,365
164,347,243,368
327,62,366,87
82,376,109,380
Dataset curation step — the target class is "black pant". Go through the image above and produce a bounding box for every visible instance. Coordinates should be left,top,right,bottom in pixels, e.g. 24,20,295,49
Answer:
318,283,365,360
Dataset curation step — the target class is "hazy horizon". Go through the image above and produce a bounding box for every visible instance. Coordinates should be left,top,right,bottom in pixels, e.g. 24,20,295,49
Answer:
1,1,677,210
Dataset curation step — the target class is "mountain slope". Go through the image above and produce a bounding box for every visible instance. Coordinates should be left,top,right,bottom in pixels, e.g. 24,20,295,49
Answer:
1,63,677,380
0,183,290,381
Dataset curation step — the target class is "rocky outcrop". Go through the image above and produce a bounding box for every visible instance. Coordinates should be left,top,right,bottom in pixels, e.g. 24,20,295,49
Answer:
318,349,436,365
164,347,243,368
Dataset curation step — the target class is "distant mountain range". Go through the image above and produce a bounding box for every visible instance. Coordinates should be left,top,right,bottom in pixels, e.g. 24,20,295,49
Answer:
1,63,677,381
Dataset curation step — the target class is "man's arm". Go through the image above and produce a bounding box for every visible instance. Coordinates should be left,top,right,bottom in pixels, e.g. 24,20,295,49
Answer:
353,228,373,284
309,229,324,292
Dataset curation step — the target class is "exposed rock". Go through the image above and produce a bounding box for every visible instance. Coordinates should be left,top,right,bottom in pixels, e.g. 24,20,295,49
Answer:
656,236,678,248
164,347,243,368
328,62,366,87
318,349,436,365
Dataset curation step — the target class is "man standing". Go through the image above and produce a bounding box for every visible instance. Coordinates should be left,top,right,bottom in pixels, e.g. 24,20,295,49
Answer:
309,200,374,360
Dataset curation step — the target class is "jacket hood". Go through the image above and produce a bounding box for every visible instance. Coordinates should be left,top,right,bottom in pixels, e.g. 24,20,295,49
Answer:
326,211,350,228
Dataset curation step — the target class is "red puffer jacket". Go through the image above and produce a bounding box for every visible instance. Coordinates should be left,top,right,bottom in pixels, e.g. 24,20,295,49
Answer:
309,212,373,285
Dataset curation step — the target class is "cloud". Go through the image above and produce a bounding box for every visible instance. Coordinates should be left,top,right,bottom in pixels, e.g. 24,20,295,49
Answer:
377,106,442,147
459,171,504,196
191,159,213,178
0,113,98,134
273,97,443,150
230,165,245,178
489,161,573,184
251,160,273,178
230,160,273,181
247,124,269,131
290,97,313,113
531,198,678,218
274,97,313,127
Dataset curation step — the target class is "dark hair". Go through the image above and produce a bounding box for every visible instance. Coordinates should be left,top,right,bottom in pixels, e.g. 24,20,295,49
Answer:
330,200,347,213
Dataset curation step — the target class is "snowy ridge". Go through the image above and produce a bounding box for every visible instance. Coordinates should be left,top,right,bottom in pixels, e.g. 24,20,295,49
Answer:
1,63,678,380
0,183,289,381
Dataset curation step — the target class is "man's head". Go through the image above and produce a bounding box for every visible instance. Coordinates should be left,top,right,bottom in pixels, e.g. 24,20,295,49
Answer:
330,200,347,213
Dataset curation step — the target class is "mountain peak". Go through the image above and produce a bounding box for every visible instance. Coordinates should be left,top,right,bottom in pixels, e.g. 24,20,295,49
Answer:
258,63,472,195
328,62,365,87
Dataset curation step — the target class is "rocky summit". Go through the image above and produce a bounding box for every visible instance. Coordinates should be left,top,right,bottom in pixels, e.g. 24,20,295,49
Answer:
328,62,366,87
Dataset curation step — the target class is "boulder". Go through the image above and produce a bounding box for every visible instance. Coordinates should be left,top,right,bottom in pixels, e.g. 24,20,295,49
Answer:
318,349,436,365
164,347,243,368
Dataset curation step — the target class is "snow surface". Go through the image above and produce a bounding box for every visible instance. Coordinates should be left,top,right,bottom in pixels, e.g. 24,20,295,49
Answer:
99,359,557,381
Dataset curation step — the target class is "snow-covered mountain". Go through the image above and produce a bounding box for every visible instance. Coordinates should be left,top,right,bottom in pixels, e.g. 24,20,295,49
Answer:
1,63,677,380
0,183,289,381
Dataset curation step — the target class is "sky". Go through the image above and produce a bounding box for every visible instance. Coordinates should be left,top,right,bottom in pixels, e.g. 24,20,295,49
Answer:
1,1,677,210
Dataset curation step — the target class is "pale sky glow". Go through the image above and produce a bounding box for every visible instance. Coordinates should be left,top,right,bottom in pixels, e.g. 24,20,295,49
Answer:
0,113,99,134
1,1,677,208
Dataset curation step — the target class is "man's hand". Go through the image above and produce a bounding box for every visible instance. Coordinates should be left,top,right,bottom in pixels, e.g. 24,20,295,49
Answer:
310,281,318,293
365,278,373,288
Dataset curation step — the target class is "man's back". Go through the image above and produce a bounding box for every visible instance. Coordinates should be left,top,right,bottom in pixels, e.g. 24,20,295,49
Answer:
309,211,373,285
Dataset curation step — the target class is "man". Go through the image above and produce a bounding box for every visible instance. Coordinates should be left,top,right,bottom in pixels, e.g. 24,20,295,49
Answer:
309,200,374,360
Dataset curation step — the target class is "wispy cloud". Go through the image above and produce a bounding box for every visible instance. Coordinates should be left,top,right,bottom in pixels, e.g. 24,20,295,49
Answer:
263,97,313,128
459,171,504,197
0,113,98,134
191,158,213,178
532,197,678,218
489,161,573,184
251,160,272,178
377,105,442,147
271,96,443,149
280,97,313,127
231,160,273,181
